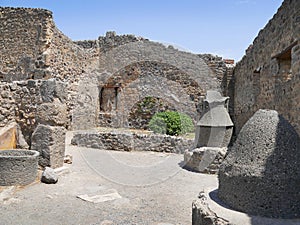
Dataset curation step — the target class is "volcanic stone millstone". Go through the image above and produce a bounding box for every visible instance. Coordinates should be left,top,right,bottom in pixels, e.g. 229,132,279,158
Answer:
218,109,300,219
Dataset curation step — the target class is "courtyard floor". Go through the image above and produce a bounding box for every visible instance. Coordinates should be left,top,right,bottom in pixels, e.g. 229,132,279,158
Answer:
0,132,299,225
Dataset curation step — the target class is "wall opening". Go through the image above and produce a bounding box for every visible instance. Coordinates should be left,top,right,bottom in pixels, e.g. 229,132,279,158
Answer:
99,85,119,112
272,42,297,81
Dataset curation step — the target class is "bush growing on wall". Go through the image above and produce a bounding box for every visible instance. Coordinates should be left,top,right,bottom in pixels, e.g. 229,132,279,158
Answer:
148,111,194,135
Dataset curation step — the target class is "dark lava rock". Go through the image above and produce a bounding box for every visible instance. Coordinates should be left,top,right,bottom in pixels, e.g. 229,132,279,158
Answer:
218,109,300,219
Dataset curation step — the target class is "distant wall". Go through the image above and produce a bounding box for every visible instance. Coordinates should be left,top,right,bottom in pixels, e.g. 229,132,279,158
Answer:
198,54,235,115
98,31,146,53
71,130,194,154
0,7,97,82
233,0,300,135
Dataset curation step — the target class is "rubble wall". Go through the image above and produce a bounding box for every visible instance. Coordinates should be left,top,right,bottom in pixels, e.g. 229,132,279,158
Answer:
233,0,300,134
0,7,97,82
0,79,67,145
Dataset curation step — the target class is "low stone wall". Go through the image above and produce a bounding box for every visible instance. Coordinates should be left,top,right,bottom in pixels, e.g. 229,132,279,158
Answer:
71,129,194,154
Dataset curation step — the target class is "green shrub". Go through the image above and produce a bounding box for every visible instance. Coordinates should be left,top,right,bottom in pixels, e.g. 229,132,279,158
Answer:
148,111,194,135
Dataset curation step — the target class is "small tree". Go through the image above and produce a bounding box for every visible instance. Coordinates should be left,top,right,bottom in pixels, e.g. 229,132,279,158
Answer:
148,111,194,136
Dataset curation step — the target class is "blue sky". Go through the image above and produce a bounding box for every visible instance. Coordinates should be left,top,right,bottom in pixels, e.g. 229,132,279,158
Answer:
1,0,283,61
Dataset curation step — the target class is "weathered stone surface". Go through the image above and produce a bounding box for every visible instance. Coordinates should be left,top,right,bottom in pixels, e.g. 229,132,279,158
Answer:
40,79,67,103
41,167,58,184
192,192,232,225
36,99,68,126
0,7,96,81
218,109,300,219
0,150,39,186
233,0,300,136
31,124,66,168
0,126,16,150
71,129,193,154
0,122,29,150
0,80,69,145
195,91,233,148
184,147,227,174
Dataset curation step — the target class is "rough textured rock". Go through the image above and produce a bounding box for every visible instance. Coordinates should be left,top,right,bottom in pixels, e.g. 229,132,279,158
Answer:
71,128,193,154
218,109,300,219
184,147,227,174
41,166,58,184
36,99,68,126
192,192,232,225
0,79,68,145
233,0,300,136
31,124,66,168
63,154,73,164
0,150,39,186
0,7,96,81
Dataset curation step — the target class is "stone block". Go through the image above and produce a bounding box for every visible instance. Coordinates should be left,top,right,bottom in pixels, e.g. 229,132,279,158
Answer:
40,79,67,103
0,122,29,150
0,150,39,186
0,127,16,150
31,124,66,168
36,99,67,126
184,147,227,174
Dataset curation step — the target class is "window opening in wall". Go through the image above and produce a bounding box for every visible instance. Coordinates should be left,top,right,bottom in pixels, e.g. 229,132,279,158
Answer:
253,66,261,96
99,87,104,111
114,87,118,110
99,86,119,112
272,41,297,81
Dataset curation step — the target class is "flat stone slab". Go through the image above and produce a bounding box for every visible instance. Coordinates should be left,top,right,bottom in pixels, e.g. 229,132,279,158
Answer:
77,189,122,203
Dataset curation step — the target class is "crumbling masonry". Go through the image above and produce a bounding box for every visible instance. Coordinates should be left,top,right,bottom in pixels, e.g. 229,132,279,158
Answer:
0,0,299,171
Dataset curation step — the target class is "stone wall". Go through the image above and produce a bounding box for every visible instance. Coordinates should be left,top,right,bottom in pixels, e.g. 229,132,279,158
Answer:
198,54,235,115
0,79,67,145
97,60,203,128
0,7,97,82
71,129,194,154
71,32,223,130
98,31,146,53
0,7,230,134
0,7,52,81
233,0,300,134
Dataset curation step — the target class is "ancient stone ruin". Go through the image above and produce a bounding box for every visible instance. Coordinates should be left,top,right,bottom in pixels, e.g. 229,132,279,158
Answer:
218,109,300,219
0,0,299,223
195,90,233,148
192,0,300,223
184,90,233,174
0,6,234,186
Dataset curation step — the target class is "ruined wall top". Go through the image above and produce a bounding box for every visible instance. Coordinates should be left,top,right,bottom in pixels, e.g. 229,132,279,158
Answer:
0,7,97,82
0,7,53,80
97,31,147,53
